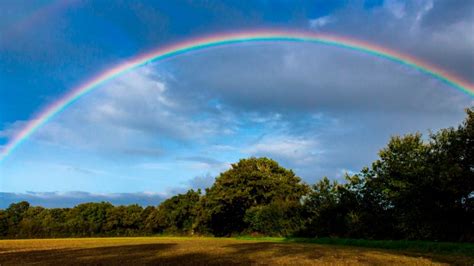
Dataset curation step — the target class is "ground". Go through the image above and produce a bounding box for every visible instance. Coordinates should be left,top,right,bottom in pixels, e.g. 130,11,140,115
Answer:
0,237,471,265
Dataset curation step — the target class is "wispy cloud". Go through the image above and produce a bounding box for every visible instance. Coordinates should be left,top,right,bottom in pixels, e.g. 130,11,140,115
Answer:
0,120,27,139
188,174,215,190
384,0,406,19
244,134,320,166
309,15,336,29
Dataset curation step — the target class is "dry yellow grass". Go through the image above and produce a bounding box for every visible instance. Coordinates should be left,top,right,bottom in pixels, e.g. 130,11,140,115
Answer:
0,237,469,265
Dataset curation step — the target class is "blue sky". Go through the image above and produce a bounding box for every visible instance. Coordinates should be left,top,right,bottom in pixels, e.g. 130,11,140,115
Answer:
1,0,473,207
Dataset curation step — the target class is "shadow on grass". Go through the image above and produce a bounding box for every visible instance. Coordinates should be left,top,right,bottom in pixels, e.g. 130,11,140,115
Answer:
0,242,325,265
283,237,474,255
281,237,474,264
222,242,451,265
0,243,177,265
0,243,253,265
0,240,472,265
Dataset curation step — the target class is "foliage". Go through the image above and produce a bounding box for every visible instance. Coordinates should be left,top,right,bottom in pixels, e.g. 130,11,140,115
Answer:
244,200,305,236
146,189,201,235
197,157,309,236
299,108,473,241
358,108,474,241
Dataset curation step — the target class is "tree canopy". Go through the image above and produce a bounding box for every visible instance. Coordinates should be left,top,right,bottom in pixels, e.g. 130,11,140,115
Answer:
197,157,309,236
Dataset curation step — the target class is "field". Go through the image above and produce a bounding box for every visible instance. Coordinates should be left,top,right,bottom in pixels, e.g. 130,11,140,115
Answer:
0,237,473,265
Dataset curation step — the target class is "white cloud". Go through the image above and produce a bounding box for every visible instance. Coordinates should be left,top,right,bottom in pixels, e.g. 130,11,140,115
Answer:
188,174,215,190
415,0,433,23
25,65,241,156
136,162,169,170
209,144,237,152
0,120,27,138
308,15,335,29
384,0,406,19
334,168,357,180
244,134,320,165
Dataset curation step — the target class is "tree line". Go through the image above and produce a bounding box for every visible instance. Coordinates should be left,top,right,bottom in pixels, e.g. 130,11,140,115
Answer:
1,108,472,241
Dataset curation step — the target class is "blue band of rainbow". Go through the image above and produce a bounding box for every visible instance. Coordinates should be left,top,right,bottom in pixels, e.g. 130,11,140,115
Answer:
1,30,473,162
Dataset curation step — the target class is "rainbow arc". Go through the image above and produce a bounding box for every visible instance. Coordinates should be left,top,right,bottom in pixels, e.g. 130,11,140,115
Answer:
1,30,473,162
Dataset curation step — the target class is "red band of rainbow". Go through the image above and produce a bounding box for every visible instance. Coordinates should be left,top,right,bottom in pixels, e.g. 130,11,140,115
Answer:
1,30,473,162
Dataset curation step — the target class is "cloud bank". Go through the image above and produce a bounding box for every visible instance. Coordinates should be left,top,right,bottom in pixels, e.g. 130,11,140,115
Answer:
0,191,167,208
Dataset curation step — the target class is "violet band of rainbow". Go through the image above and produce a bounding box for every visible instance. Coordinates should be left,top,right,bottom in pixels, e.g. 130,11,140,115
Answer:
1,30,473,162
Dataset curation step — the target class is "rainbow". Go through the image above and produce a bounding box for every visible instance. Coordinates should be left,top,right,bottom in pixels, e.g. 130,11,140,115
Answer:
1,30,473,162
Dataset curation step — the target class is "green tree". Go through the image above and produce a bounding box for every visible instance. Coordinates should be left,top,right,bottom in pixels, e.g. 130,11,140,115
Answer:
0,210,8,237
41,208,68,237
66,202,113,236
425,108,474,241
104,204,143,236
199,157,309,236
360,108,474,240
147,189,201,235
18,206,48,238
303,177,348,237
362,133,431,238
5,201,30,237
244,200,305,236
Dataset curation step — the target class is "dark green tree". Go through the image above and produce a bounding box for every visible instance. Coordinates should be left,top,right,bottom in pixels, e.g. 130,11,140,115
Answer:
147,189,201,235
244,200,305,236
198,157,309,236
360,108,474,241
104,204,143,236
0,210,8,237
5,201,30,237
66,202,113,236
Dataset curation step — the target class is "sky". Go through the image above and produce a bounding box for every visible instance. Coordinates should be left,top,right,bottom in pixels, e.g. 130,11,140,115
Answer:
0,0,473,208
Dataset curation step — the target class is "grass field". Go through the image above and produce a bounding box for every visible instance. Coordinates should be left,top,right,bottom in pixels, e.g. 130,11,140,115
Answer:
0,237,472,265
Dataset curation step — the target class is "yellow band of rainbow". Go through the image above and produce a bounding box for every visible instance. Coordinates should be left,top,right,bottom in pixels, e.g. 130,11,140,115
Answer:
1,30,473,162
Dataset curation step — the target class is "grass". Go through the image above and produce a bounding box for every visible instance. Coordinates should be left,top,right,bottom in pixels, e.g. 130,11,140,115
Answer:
236,236,474,256
284,237,474,256
0,236,472,265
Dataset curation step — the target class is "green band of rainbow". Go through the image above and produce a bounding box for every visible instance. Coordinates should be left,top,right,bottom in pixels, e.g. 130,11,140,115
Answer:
1,30,473,162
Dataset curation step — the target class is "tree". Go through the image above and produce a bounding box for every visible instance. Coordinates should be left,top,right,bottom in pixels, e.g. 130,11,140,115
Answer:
362,133,431,239
66,202,113,236
360,108,474,241
425,108,474,241
104,205,143,236
5,201,30,237
41,208,68,237
0,210,7,237
244,200,305,236
18,206,48,238
302,177,354,237
147,189,201,235
198,157,309,236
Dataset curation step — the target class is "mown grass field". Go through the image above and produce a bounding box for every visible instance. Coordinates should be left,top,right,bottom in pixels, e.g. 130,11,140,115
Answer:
0,237,472,265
